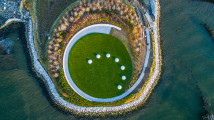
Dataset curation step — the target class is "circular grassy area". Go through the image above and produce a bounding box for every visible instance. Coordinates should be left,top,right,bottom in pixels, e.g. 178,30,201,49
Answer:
68,33,132,98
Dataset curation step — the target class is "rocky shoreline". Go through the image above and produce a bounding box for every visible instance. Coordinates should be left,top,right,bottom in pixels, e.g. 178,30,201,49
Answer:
24,0,162,117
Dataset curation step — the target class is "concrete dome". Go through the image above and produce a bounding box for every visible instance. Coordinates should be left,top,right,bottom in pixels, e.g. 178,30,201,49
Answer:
122,76,126,80
88,59,92,64
96,54,101,59
117,85,122,90
106,53,110,58
115,58,119,62
121,66,125,70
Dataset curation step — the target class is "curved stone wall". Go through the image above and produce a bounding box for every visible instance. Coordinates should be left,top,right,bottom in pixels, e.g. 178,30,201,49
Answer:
26,0,161,117
63,24,150,102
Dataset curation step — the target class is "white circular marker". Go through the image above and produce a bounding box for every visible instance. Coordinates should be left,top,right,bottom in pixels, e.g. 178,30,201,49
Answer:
106,53,110,58
121,66,125,70
122,76,126,80
96,54,101,59
115,58,119,62
117,85,122,90
88,59,92,64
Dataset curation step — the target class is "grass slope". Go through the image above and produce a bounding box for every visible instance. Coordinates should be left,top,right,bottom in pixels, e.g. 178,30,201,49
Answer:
68,33,132,98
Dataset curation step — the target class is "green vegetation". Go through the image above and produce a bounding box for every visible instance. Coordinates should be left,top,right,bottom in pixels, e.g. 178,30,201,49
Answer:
54,32,158,107
26,0,77,62
33,0,151,107
68,33,132,98
48,15,138,106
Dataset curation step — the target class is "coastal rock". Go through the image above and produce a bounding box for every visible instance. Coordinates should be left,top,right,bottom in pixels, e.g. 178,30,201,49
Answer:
25,0,162,117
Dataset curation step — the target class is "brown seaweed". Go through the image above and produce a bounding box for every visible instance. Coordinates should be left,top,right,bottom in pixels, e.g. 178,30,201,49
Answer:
201,23,214,41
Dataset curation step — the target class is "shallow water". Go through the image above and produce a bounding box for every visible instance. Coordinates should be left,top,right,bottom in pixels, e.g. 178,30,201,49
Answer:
0,27,74,120
0,0,214,119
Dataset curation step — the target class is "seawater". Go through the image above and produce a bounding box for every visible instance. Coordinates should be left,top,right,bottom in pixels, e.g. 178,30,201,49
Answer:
0,0,214,119
0,25,74,120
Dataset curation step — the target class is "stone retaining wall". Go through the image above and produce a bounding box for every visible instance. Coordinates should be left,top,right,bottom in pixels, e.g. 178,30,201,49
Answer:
25,0,161,117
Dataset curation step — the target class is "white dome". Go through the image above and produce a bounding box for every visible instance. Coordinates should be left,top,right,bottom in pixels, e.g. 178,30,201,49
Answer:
115,58,119,62
121,66,125,70
122,76,126,80
88,59,92,64
106,53,110,58
117,85,122,90
96,54,101,59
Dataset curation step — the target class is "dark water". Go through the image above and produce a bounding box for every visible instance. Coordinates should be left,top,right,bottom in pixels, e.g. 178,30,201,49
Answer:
0,26,74,120
0,0,214,119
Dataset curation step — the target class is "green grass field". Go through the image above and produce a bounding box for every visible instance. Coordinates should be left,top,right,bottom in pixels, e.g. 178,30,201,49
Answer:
68,33,132,98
